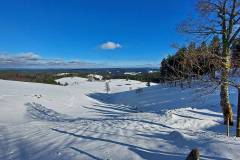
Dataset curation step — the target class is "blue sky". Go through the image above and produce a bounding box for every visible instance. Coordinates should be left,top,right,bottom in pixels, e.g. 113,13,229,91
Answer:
0,0,195,68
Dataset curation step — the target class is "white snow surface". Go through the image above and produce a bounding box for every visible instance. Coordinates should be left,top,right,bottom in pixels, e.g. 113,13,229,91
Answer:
0,77,239,160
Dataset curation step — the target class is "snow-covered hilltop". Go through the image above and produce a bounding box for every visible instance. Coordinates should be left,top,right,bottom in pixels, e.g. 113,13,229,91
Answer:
0,77,239,160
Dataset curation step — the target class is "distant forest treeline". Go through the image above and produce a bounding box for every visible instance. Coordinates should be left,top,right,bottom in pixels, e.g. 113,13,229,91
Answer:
0,70,160,84
0,72,59,84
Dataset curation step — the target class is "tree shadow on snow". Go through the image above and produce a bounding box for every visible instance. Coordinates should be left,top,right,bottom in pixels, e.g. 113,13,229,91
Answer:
135,131,231,160
25,102,72,122
51,128,186,160
81,103,136,118
87,84,224,115
25,102,174,130
188,109,237,135
70,147,104,160
51,128,230,160
129,147,229,160
188,110,223,119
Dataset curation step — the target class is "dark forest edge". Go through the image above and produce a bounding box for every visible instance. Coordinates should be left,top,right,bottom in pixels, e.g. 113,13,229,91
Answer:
0,68,160,85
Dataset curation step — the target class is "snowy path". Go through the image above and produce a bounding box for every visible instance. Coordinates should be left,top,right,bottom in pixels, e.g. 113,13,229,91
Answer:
0,78,239,159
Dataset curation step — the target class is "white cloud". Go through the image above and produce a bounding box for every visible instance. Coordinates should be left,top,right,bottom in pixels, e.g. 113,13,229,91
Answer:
17,52,41,61
100,41,122,50
0,52,99,68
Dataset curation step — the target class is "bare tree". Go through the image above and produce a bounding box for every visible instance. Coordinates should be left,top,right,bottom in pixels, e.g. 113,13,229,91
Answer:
179,0,240,128
105,81,110,94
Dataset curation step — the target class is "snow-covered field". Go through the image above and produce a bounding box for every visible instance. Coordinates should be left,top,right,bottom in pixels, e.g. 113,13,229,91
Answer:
0,77,240,160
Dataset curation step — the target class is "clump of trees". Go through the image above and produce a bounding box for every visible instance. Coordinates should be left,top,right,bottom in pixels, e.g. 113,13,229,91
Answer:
160,37,222,82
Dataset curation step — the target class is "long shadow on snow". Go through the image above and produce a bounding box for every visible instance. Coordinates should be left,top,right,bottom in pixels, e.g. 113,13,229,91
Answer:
70,147,104,160
189,109,237,134
171,113,205,121
26,102,229,135
88,85,235,133
87,84,224,114
129,147,229,160
82,105,124,118
25,103,172,129
52,128,186,160
0,135,74,160
92,103,137,113
135,131,230,160
188,110,223,118
52,128,229,160
25,103,73,122
81,101,143,119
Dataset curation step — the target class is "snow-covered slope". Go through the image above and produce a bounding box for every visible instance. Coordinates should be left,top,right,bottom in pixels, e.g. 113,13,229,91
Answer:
0,78,239,160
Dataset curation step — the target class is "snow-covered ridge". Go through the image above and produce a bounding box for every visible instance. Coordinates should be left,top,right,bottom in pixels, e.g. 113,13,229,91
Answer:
124,72,142,75
56,72,70,76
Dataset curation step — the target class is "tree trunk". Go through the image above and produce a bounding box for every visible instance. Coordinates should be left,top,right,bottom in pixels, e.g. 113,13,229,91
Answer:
236,87,240,137
220,47,233,126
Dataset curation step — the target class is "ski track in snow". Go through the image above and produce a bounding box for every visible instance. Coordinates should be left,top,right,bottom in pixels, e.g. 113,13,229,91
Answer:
0,78,239,160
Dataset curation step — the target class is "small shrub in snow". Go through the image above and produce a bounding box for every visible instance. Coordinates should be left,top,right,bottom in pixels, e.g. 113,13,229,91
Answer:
186,148,200,160
146,81,150,87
